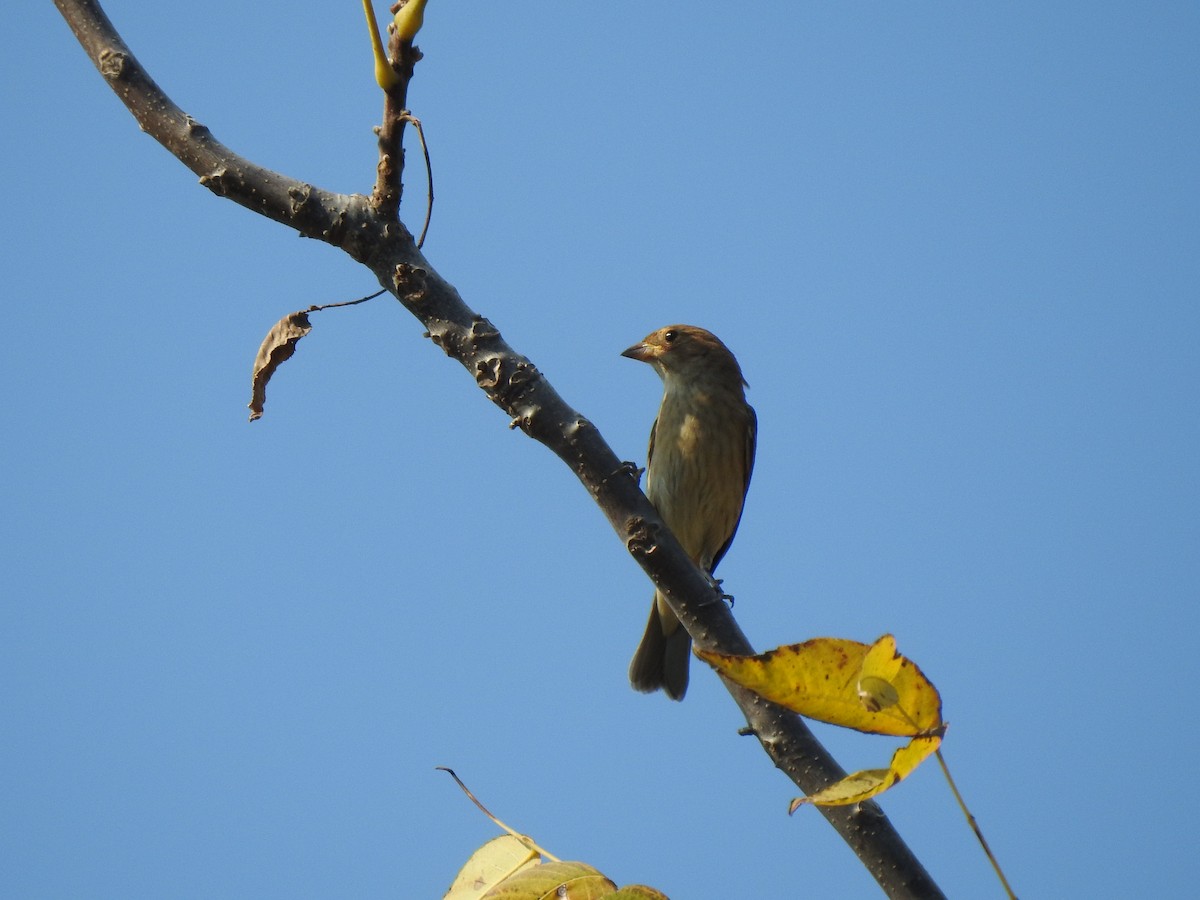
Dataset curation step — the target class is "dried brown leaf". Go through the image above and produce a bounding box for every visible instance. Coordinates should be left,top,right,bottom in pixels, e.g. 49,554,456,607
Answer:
248,310,312,421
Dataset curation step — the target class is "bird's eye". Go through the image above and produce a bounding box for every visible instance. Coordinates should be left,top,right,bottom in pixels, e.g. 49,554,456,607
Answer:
663,329,678,343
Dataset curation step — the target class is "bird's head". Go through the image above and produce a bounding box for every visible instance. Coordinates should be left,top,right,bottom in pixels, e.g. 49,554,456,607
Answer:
622,325,747,387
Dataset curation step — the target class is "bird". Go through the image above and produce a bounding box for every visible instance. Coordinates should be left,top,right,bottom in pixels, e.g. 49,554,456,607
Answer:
622,325,756,700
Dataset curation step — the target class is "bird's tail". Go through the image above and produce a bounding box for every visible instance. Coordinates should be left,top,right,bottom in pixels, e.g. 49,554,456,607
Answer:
628,596,691,701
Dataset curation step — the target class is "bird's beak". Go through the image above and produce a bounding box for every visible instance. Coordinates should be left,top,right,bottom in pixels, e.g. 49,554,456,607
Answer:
621,341,653,362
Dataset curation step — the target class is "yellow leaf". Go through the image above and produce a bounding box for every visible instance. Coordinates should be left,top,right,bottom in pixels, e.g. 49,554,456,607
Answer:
856,675,899,713
697,635,942,736
443,835,541,900
790,734,942,808
857,634,904,712
480,861,615,899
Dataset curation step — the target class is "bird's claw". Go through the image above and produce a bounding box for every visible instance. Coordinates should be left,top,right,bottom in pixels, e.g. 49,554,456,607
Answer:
706,575,735,607
606,460,644,485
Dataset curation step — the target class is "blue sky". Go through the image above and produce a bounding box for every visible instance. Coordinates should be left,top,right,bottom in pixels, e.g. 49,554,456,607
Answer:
4,2,1198,897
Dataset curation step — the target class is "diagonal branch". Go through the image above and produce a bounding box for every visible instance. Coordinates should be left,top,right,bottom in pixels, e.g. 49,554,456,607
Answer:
55,1,366,243
53,1,945,896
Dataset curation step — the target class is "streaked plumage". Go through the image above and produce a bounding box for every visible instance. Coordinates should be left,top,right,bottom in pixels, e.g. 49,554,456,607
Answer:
622,325,756,700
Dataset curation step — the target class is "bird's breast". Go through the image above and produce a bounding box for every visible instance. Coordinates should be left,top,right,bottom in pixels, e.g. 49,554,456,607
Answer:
646,392,747,566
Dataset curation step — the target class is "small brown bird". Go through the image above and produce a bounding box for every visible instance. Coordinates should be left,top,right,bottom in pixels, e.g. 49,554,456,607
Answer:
622,325,756,700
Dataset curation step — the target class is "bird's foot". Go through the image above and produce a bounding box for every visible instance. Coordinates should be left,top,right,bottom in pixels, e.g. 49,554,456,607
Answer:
605,460,644,485
707,575,735,607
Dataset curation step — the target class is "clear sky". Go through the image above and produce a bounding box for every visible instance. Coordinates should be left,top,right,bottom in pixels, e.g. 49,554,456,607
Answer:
4,2,1198,897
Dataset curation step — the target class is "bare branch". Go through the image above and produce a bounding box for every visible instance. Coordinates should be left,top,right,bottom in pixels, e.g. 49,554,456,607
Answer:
54,0,371,244
53,1,946,895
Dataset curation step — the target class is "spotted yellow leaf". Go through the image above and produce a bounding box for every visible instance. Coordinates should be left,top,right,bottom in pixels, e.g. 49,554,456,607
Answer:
478,861,614,899
790,734,942,809
697,635,942,737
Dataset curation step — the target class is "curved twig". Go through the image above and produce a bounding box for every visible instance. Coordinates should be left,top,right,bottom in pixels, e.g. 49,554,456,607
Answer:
309,288,388,313
398,112,434,248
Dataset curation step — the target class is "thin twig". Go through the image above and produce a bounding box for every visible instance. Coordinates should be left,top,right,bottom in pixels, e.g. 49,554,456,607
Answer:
307,288,387,313
934,749,1018,899
435,768,561,863
369,5,420,218
398,112,433,248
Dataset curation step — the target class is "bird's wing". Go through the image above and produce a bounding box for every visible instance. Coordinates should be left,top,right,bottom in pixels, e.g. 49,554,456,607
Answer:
711,403,757,572
645,415,658,478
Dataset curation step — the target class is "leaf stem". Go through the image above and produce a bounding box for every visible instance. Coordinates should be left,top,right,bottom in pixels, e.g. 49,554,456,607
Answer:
436,767,561,863
934,749,1018,899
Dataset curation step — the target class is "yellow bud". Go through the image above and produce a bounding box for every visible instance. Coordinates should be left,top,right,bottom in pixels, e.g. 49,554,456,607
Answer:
393,0,428,43
363,0,400,91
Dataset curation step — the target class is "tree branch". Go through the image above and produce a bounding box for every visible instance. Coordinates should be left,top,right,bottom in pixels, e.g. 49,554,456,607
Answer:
369,2,422,218
54,1,944,896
